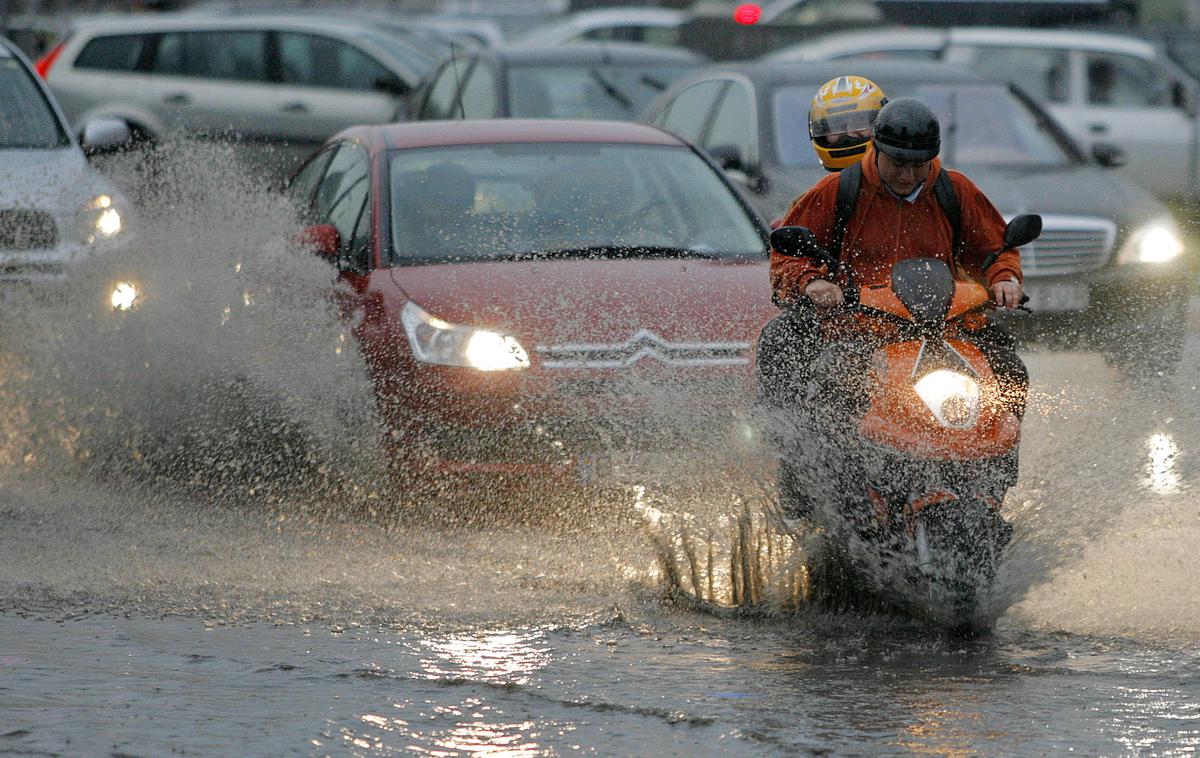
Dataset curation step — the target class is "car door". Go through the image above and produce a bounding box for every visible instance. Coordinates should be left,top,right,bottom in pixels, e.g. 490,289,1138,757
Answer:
139,29,275,140
1073,51,1196,198
274,32,407,149
954,43,1197,198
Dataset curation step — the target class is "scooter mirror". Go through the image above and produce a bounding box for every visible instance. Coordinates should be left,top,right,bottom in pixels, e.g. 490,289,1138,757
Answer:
1003,214,1042,250
770,225,831,265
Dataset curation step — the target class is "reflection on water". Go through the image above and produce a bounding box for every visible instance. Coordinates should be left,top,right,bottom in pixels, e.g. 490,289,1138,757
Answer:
419,630,552,686
1144,433,1181,495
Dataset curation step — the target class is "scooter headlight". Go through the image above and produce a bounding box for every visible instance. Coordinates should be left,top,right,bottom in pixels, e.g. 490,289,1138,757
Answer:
400,300,529,371
914,370,980,429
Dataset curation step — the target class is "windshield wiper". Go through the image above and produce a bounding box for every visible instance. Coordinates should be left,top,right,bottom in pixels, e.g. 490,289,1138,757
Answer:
588,69,633,110
504,245,718,260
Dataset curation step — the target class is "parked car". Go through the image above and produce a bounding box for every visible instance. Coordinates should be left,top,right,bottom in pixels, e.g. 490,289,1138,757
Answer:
409,42,704,122
766,27,1200,200
640,60,1191,375
0,34,134,298
514,7,687,48
285,119,775,489
36,15,430,179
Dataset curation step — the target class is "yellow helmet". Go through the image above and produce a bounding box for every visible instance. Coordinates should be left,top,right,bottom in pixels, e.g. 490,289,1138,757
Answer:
809,75,888,171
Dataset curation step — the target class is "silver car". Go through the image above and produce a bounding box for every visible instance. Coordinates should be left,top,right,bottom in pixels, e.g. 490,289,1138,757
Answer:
0,35,133,294
38,15,427,178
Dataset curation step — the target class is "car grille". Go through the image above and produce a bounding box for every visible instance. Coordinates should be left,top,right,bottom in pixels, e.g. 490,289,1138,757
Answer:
0,209,57,250
536,329,752,369
1016,215,1115,276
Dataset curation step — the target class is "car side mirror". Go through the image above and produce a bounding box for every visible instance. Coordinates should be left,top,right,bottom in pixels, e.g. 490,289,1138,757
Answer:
1003,214,1042,250
296,223,341,262
1091,142,1126,168
80,118,131,155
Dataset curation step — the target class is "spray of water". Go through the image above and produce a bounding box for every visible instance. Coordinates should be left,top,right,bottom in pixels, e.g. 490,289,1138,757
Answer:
0,141,389,513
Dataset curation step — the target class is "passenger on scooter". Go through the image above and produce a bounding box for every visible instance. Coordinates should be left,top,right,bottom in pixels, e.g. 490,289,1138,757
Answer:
756,97,1030,516
808,74,888,172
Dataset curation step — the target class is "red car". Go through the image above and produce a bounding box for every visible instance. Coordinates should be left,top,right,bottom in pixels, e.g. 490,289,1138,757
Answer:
287,119,776,490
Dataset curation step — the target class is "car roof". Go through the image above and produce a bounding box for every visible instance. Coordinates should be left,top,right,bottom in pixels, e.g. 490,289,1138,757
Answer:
477,41,704,65
64,12,398,37
946,26,1160,56
686,59,992,89
768,25,1161,60
353,119,688,151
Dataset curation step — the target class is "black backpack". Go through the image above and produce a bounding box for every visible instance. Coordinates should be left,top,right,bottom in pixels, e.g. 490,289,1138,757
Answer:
831,160,963,265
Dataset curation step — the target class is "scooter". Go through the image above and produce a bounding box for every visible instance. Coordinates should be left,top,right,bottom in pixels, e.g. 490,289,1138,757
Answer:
768,215,1041,631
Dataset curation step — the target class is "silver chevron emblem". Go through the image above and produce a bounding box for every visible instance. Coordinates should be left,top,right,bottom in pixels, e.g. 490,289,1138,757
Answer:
535,329,750,369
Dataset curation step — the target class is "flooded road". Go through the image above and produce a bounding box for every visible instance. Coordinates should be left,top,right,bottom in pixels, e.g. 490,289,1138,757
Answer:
2,147,1199,755
3,344,1200,756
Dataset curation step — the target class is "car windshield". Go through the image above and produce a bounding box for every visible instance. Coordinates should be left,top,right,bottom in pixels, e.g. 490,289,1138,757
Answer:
0,53,69,149
508,64,694,119
774,82,1074,169
387,142,765,264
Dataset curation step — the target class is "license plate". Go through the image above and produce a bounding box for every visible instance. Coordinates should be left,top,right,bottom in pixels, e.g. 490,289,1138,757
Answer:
1023,282,1089,312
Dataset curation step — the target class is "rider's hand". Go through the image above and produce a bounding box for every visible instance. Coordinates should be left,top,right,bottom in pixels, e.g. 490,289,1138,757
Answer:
991,278,1022,309
805,279,844,308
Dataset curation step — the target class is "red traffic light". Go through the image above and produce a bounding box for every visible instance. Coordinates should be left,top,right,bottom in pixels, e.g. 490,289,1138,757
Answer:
733,3,762,24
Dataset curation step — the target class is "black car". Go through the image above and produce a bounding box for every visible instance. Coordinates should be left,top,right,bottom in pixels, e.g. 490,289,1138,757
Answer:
407,42,705,122
640,60,1192,377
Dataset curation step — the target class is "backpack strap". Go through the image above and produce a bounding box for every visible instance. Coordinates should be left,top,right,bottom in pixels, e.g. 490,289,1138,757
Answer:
832,160,862,262
932,168,963,264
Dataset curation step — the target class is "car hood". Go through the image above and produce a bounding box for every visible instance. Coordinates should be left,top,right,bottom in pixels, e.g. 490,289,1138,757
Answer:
765,162,1169,230
388,257,775,347
0,147,118,211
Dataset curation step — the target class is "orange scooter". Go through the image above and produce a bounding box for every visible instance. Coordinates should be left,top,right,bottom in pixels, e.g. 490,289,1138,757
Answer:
769,215,1041,631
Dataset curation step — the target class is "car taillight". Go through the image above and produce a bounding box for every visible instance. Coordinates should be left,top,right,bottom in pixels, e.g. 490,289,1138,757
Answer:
35,42,66,79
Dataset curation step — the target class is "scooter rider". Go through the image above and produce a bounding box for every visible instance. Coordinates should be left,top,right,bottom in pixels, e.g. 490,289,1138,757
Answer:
757,97,1030,514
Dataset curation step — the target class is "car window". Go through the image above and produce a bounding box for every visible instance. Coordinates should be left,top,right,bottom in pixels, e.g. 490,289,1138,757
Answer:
774,83,1072,167
278,33,392,92
145,31,267,82
659,79,726,143
286,147,336,219
507,63,698,120
1085,52,1171,107
770,0,881,24
418,58,470,119
705,81,755,165
73,33,148,72
147,32,185,76
315,143,370,257
963,46,1070,104
387,143,765,264
578,25,680,46
826,47,940,61
0,55,69,148
458,61,499,118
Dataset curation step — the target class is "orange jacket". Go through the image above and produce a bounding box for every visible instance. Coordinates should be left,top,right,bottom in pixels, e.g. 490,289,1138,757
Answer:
770,145,1023,305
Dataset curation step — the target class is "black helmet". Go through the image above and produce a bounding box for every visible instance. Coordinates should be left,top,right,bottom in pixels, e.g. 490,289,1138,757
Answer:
872,97,940,163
